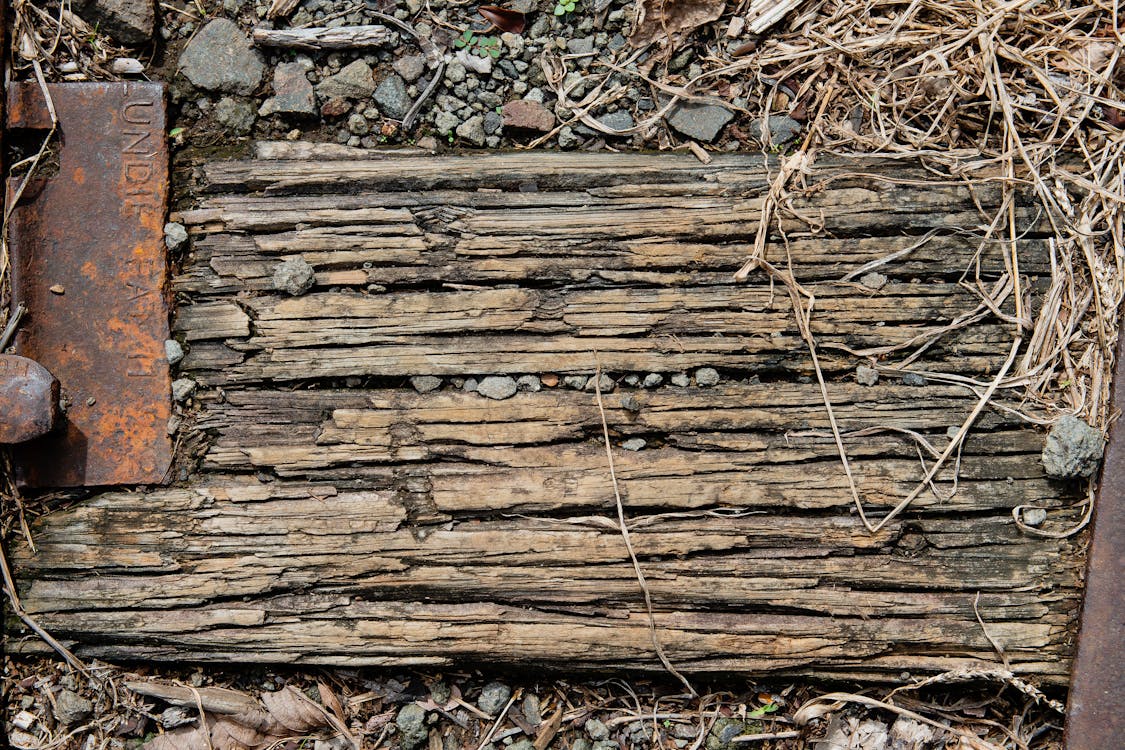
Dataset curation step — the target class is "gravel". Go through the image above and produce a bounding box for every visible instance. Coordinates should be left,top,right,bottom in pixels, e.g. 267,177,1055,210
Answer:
585,718,610,740
748,114,803,145
598,110,635,132
171,378,197,402
260,62,317,116
164,221,188,252
502,99,556,132
706,718,747,750
695,367,720,387
394,55,427,83
478,681,511,714
621,438,647,451
411,376,442,393
77,0,153,46
670,373,691,387
1041,415,1103,479
860,271,888,290
901,372,927,386
374,74,411,119
456,115,487,146
52,690,92,726
316,59,376,100
164,339,184,366
178,19,264,95
643,373,664,388
396,704,428,750
856,365,879,386
585,373,615,393
516,375,542,392
272,257,316,296
477,376,518,400
1022,507,1048,526
666,102,734,142
214,97,256,135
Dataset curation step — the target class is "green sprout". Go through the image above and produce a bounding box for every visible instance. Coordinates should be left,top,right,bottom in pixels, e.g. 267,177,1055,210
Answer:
454,29,502,58
554,0,577,15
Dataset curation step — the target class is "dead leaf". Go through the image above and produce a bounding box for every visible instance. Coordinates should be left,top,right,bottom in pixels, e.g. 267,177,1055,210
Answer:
317,681,346,724
479,6,527,34
630,0,726,48
260,686,326,733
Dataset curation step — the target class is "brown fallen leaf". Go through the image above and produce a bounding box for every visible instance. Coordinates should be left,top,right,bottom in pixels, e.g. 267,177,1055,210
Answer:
317,681,347,724
630,0,726,48
479,6,527,34
133,682,346,750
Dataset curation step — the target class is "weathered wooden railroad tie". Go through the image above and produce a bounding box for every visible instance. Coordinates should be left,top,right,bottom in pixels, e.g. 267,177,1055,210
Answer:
9,143,1091,684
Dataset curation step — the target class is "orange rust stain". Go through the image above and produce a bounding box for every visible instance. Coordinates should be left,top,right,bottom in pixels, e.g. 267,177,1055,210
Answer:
72,167,86,185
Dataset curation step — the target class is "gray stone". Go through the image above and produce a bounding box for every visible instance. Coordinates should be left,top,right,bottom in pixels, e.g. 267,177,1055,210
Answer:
516,375,541,392
1042,415,1103,479
462,378,479,392
564,375,588,389
666,102,734,142
456,49,493,76
347,113,369,135
901,372,927,387
670,373,691,387
52,690,92,726
567,36,595,55
179,19,264,95
1022,507,1048,527
171,378,197,402
557,125,580,149
598,110,634,132
272,257,316,296
509,742,535,750
521,694,542,726
77,0,153,46
445,59,467,84
456,115,487,146
860,271,888,290
642,373,664,388
477,376,518,400
164,339,184,366
434,110,460,135
214,97,256,135
706,718,747,750
478,681,511,714
748,114,802,145
396,704,428,750
856,365,879,386
164,221,188,252
260,62,317,116
585,718,610,740
695,367,720,387
316,60,375,100
394,55,427,83
620,394,641,412
411,376,442,394
621,438,647,451
585,373,615,393
374,74,411,119
483,111,504,135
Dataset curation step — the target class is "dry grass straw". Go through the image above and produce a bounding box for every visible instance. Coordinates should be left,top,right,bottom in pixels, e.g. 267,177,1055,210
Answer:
705,0,1124,535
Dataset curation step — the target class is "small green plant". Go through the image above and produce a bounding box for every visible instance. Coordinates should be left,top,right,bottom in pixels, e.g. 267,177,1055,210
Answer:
454,29,502,59
554,0,577,15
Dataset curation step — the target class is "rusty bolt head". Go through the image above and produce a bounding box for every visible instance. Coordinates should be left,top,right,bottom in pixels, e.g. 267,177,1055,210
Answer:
0,354,61,444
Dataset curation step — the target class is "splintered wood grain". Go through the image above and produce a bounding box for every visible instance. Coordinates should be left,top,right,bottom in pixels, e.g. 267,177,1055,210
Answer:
10,145,1082,681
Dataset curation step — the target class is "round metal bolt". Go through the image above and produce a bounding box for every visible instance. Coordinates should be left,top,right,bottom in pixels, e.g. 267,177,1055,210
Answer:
0,354,61,444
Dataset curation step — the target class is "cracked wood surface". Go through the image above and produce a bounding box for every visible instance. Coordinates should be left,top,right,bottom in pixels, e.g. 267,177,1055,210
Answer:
10,144,1082,681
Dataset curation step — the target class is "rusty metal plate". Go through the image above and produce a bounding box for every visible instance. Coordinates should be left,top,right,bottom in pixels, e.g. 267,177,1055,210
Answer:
1065,325,1125,748
6,82,172,487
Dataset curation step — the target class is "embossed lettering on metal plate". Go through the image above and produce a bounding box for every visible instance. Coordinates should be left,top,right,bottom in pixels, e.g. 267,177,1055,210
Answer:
6,82,172,487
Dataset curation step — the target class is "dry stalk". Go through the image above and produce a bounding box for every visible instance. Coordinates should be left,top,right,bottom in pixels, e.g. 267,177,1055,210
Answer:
592,358,696,697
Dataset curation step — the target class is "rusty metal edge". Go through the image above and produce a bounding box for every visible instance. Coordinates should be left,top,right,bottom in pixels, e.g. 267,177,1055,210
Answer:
1065,324,1125,749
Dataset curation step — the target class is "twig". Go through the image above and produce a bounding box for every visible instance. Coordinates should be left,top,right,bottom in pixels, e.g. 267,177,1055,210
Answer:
592,357,696,697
